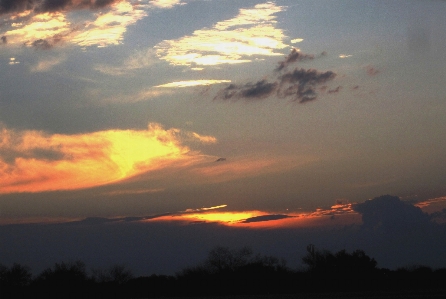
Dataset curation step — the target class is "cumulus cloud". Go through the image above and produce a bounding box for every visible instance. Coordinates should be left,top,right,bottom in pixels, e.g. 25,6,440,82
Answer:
353,195,432,233
155,2,288,67
0,123,216,193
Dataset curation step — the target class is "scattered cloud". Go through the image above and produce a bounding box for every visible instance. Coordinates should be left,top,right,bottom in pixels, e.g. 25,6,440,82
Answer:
8,57,19,65
0,122,215,193
214,80,278,101
149,0,183,9
213,47,337,103
278,68,336,102
0,1,149,48
214,65,336,103
275,48,314,71
155,2,288,67
290,38,303,43
328,86,342,94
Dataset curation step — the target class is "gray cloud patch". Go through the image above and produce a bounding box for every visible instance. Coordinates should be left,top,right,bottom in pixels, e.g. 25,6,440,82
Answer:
275,48,314,71
214,49,337,103
278,68,336,103
32,39,52,50
215,80,278,101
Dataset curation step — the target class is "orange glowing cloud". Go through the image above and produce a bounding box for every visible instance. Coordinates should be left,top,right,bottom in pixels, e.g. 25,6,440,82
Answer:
0,123,215,193
155,2,288,67
146,202,360,229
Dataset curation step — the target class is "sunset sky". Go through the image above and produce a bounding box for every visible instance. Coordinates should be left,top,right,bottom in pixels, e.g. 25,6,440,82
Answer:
1,0,446,275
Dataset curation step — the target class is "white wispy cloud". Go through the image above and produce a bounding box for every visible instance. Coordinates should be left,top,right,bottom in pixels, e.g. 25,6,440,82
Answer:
154,80,231,88
155,2,288,67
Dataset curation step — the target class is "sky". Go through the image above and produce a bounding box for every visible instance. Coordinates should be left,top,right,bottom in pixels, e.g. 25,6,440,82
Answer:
1,0,446,275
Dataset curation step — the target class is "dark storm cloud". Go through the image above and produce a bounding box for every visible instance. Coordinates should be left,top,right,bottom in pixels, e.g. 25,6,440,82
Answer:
275,48,314,71
0,0,121,15
240,214,293,223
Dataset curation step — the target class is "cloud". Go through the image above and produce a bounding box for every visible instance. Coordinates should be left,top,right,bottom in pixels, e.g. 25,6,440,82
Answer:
275,48,315,71
353,195,432,232
240,214,293,223
0,0,122,16
95,48,158,75
154,80,231,88
212,47,337,103
1,1,149,48
155,2,288,67
0,122,215,193
214,80,278,101
100,88,174,104
214,66,336,103
30,55,66,72
278,68,337,102
149,0,183,9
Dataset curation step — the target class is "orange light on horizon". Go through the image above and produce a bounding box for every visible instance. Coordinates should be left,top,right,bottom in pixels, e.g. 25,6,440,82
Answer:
145,206,361,229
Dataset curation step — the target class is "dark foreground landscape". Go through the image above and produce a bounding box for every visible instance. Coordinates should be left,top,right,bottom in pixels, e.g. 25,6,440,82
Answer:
1,245,446,299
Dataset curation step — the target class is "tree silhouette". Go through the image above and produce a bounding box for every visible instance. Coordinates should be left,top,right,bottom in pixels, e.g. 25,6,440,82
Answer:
301,244,378,291
91,264,133,285
32,261,92,298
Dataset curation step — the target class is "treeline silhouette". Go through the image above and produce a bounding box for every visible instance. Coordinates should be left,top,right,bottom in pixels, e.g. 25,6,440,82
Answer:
1,245,446,298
